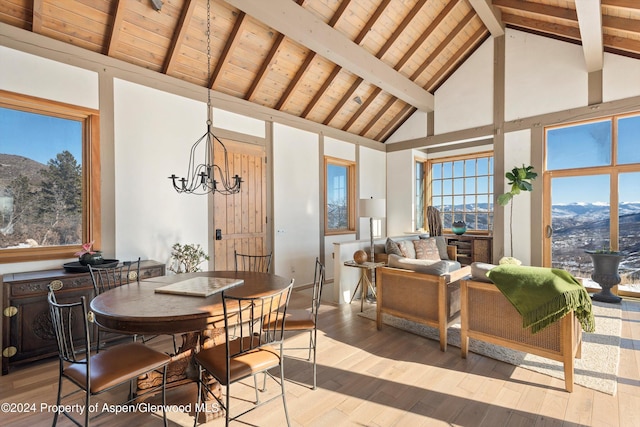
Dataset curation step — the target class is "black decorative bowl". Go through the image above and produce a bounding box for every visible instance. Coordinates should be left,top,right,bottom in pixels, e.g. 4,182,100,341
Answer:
63,259,119,273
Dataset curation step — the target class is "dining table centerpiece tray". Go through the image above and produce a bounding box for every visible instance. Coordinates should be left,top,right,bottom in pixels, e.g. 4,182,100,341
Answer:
154,277,244,297
63,259,119,273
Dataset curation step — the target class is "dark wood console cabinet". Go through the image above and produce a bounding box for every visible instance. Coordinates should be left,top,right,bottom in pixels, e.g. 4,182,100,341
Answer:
445,235,493,266
1,260,165,375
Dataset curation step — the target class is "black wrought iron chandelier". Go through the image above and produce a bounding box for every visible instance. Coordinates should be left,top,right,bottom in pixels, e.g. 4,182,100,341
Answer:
169,0,241,196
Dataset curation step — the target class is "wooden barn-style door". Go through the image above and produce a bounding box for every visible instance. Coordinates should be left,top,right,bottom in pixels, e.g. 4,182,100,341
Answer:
211,138,268,271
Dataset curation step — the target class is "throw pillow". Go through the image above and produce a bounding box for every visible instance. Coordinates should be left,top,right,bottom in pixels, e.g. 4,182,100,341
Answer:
397,240,417,259
384,238,403,256
419,235,449,260
413,238,440,260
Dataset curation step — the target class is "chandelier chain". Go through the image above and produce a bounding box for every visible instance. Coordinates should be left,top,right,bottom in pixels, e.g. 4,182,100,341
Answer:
167,0,242,196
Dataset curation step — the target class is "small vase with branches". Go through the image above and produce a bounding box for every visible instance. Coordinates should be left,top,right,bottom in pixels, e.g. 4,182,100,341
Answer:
168,243,210,273
497,165,537,258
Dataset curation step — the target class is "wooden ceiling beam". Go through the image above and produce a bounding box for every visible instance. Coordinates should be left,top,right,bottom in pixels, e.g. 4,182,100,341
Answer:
163,0,197,75
245,33,285,102
410,11,476,81
290,0,351,117
301,65,340,118
275,52,315,111
394,0,457,72
209,11,248,90
343,87,382,133
323,77,363,126
468,0,504,36
31,0,44,33
377,104,415,142
602,0,640,10
502,13,582,41
354,0,393,46
603,15,640,35
106,0,126,57
376,0,427,60
575,0,603,72
493,0,577,22
224,0,434,111
361,96,397,137
274,0,349,111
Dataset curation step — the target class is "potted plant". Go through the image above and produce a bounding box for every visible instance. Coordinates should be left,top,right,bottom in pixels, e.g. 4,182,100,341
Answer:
168,243,210,273
585,248,626,303
497,165,537,258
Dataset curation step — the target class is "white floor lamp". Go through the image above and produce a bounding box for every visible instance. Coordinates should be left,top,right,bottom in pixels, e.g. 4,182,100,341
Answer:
359,197,386,263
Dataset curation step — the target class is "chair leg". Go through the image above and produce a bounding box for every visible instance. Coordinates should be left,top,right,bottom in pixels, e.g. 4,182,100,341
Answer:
280,354,291,427
162,365,168,427
193,367,203,427
52,373,63,427
312,330,318,390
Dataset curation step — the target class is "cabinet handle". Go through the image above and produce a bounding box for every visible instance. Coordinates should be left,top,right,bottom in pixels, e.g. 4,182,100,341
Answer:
3,306,18,317
49,280,63,291
2,347,17,358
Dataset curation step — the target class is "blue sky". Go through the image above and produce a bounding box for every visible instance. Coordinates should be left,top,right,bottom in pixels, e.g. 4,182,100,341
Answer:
0,107,82,165
547,115,640,205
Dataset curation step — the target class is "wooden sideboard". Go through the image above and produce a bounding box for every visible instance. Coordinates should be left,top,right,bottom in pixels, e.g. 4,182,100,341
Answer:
444,235,493,265
1,260,165,375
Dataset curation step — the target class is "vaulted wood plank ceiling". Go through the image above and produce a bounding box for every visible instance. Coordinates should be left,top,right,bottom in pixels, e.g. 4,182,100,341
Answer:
1,0,639,143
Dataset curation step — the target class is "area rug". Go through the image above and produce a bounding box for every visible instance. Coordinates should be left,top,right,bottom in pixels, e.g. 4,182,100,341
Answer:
359,301,621,395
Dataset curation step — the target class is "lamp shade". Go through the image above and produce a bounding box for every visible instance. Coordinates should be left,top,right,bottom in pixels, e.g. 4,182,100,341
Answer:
359,198,385,218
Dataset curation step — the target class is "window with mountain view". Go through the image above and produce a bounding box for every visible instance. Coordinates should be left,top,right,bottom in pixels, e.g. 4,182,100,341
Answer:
0,90,100,263
546,113,640,296
325,157,355,234
427,152,494,233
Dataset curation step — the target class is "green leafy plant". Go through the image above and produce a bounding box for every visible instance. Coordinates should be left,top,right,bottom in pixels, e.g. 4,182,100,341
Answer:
168,243,210,273
497,165,537,257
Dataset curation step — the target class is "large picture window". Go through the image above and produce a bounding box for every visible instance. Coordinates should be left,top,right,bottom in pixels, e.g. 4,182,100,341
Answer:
0,90,100,263
325,157,355,234
424,152,494,233
545,113,640,297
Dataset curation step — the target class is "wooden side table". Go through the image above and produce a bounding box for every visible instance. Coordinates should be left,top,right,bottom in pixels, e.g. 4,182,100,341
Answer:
344,260,386,312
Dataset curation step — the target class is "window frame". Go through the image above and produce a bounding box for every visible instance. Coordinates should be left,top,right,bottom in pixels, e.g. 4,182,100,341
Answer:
422,151,494,235
543,112,640,298
0,90,101,263
324,156,356,235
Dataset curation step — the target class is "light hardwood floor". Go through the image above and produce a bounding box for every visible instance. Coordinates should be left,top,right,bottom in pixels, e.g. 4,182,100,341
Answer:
1,289,638,427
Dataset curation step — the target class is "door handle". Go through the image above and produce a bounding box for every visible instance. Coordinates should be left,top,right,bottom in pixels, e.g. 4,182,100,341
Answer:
545,225,553,238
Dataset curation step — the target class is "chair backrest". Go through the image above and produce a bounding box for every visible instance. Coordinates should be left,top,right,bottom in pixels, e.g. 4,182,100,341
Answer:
89,258,141,296
222,280,293,357
311,258,325,320
47,284,91,365
234,250,272,273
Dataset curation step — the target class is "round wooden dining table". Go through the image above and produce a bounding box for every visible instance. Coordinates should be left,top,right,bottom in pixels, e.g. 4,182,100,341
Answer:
89,270,292,421
90,270,292,336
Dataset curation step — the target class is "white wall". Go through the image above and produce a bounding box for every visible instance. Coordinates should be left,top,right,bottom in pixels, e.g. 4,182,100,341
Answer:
603,53,640,102
435,38,493,134
273,123,319,286
505,30,586,121
213,108,266,138
385,111,428,144
502,130,532,264
358,145,386,240
386,150,415,236
113,79,209,266
0,46,98,110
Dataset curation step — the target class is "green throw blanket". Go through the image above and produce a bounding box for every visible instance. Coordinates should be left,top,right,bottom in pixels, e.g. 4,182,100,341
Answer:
486,265,595,334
